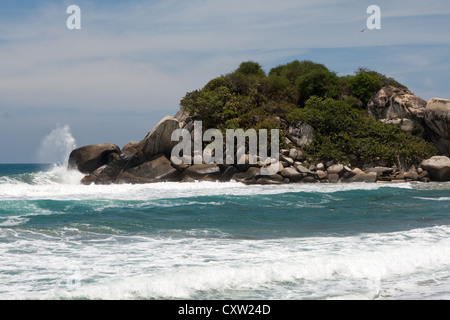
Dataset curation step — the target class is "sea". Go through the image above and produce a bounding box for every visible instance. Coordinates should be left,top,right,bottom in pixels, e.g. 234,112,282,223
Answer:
1,163,450,300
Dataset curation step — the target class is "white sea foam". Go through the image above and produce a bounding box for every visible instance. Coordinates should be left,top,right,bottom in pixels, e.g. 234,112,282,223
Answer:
0,167,413,202
2,163,448,299
415,197,450,201
2,225,449,300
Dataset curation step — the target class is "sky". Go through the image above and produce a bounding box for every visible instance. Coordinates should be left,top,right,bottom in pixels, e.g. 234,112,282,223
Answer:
1,0,450,163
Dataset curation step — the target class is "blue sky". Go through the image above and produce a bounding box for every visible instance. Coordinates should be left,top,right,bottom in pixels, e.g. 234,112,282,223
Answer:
1,0,450,163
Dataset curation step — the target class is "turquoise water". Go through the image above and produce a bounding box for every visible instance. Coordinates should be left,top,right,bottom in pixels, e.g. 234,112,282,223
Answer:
1,164,450,300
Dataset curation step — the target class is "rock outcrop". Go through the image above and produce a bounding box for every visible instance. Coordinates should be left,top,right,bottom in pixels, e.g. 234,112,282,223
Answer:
79,117,182,185
286,121,315,147
420,156,450,181
367,87,450,157
183,164,221,181
72,103,450,184
117,154,181,184
367,86,427,135
68,143,120,174
424,98,450,156
94,152,135,185
138,116,181,160
74,140,446,184
174,108,192,129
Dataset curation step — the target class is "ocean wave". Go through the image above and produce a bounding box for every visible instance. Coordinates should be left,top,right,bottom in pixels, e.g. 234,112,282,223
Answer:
415,197,450,201
0,216,30,227
0,165,84,186
0,166,415,201
411,182,450,191
2,225,450,300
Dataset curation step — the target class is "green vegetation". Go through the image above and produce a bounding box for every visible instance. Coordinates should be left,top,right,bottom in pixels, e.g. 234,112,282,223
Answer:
180,60,437,167
286,97,436,166
343,68,407,107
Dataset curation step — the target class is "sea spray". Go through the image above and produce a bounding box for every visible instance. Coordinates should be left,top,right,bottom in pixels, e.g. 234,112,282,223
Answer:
37,124,77,165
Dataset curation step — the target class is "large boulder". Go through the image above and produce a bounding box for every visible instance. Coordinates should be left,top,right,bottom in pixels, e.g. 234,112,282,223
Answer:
295,164,314,176
116,154,181,184
347,172,378,183
286,121,315,147
367,86,427,134
93,141,152,184
327,164,344,176
120,141,146,168
94,152,134,185
280,167,303,182
231,167,261,184
256,174,284,185
219,166,240,182
182,164,221,180
420,156,450,181
138,116,181,160
68,143,120,174
424,98,450,156
425,98,450,139
364,167,394,177
80,165,107,185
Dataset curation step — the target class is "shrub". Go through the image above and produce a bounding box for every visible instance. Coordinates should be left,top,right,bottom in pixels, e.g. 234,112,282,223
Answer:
345,68,408,108
179,60,433,167
269,60,328,84
268,60,339,106
235,61,266,77
287,97,437,165
258,75,295,103
347,72,383,107
296,68,339,106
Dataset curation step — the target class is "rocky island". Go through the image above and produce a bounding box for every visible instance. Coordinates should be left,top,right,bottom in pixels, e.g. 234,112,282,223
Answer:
68,61,450,184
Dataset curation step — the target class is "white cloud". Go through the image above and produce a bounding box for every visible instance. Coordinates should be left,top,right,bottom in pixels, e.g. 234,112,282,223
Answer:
1,0,450,162
0,2,449,114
